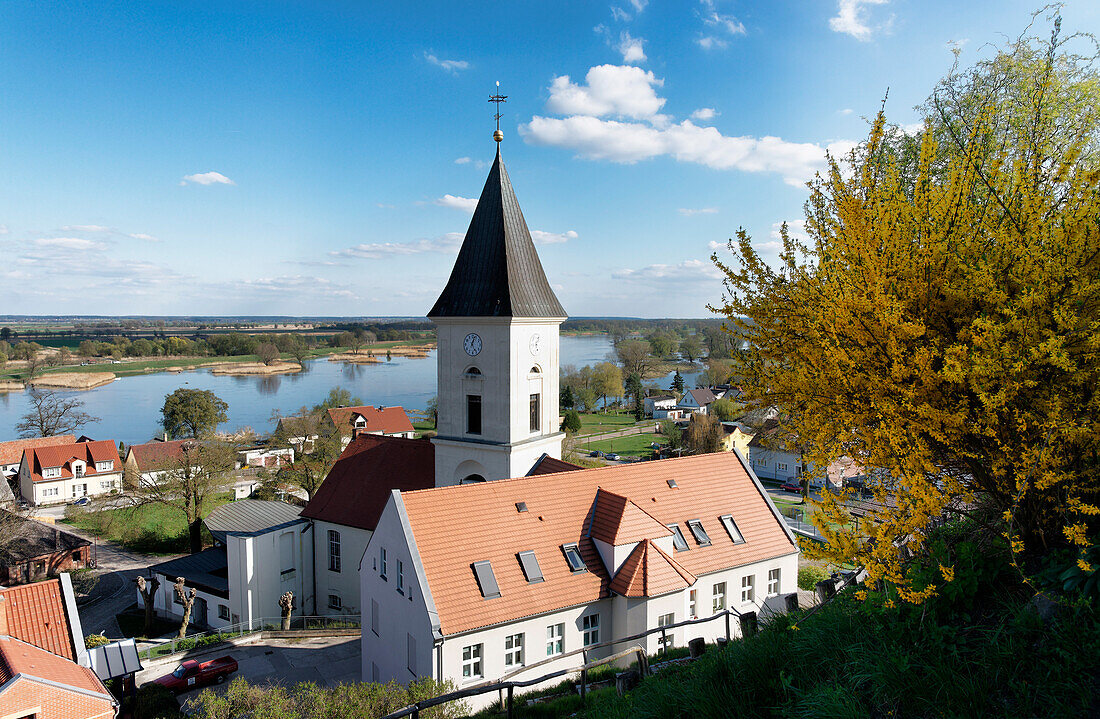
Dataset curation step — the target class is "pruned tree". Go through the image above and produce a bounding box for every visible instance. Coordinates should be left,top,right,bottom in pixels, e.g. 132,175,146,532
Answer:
279,591,294,631
174,577,197,639
136,575,160,638
16,388,98,438
161,388,229,439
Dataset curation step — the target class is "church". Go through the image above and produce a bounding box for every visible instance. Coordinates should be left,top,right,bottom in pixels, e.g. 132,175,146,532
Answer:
346,132,800,707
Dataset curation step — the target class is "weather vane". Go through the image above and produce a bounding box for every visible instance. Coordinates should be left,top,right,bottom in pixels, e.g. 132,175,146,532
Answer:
489,81,507,142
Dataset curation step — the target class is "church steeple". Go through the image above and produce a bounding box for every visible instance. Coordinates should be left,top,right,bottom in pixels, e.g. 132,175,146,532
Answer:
427,149,566,319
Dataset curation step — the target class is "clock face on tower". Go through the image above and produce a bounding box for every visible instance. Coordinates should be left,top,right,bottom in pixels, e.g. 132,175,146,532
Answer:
463,333,482,356
529,334,541,354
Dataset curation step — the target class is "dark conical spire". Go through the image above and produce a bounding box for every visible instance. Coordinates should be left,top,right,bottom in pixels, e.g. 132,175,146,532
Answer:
428,149,566,318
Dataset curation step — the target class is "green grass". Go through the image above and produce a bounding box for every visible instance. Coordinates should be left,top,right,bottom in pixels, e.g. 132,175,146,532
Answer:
584,432,661,458
575,411,643,437
63,493,233,555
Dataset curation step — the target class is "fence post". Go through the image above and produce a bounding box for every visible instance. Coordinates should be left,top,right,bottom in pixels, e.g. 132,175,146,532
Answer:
580,648,588,704
724,611,731,641
506,685,514,719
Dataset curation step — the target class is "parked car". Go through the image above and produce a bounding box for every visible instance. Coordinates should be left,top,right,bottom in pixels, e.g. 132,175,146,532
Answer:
604,453,621,461
779,482,802,493
152,656,238,693
589,451,603,458
70,497,90,506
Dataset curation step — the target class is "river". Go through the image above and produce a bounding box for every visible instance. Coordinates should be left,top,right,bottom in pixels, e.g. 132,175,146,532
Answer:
0,335,701,445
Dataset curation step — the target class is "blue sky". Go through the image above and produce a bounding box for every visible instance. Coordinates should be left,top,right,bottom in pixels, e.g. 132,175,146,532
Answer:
1,1,1095,318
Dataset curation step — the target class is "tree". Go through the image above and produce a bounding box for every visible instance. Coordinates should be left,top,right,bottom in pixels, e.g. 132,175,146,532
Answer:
271,412,342,501
16,388,98,438
279,591,295,631
561,409,582,434
615,339,654,378
23,353,46,381
289,337,310,366
313,387,363,412
679,334,703,362
256,343,280,366
683,413,723,455
672,371,685,393
0,327,10,341
135,576,160,638
425,396,439,428
173,577,197,639
698,360,734,388
592,362,623,411
560,385,575,410
659,419,683,452
709,397,742,422
129,441,237,553
711,17,1100,603
625,373,645,421
161,389,229,439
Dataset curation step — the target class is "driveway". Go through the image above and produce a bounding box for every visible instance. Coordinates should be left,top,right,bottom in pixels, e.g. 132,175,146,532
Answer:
136,636,361,706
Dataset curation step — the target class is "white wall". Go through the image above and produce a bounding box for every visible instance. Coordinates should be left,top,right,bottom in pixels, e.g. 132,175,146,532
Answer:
225,521,314,625
748,446,802,483
20,463,121,505
147,575,233,631
313,520,372,616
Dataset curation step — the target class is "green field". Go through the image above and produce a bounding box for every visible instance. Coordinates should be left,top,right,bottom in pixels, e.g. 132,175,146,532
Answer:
575,411,644,437
63,493,234,555
583,432,661,458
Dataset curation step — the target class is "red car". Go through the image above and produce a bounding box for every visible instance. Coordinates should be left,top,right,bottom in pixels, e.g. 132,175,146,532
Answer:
780,482,803,493
152,655,238,693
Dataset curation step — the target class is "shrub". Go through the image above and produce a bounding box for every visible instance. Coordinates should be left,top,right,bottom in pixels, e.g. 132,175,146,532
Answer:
797,564,828,591
133,682,182,719
69,568,100,596
84,633,109,649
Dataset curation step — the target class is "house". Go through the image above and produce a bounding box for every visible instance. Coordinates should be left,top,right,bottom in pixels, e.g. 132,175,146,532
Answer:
677,389,717,415
122,438,201,487
145,499,312,629
0,435,76,480
0,577,116,719
300,434,437,616
324,406,416,446
275,415,320,454
718,422,756,456
0,512,92,585
746,419,804,484
643,394,678,419
237,445,295,469
18,439,122,506
360,451,799,709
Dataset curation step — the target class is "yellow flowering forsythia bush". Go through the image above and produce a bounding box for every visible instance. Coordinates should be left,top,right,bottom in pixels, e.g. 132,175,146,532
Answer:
712,28,1099,603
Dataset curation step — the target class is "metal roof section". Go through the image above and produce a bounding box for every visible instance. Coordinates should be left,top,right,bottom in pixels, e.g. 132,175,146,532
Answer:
148,547,230,598
204,499,305,542
88,638,142,681
428,148,567,318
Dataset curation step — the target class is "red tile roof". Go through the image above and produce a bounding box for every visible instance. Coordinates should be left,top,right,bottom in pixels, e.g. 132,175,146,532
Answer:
609,539,696,598
400,451,797,635
0,580,75,660
25,440,120,483
526,454,583,476
588,490,672,546
0,635,110,699
0,436,76,468
300,434,435,531
125,439,197,471
326,406,414,435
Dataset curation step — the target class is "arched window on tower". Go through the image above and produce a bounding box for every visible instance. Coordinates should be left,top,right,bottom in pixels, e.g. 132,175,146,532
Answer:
464,366,482,379
529,365,541,374
461,474,486,484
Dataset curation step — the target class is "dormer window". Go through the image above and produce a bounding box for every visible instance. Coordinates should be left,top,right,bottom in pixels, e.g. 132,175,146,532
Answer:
561,543,587,573
96,460,114,472
43,467,61,479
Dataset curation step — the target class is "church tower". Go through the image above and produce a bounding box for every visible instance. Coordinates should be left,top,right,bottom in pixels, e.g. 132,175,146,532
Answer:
428,135,567,487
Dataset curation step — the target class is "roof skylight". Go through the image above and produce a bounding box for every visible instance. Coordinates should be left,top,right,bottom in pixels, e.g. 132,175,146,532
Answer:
517,550,544,583
719,514,745,544
562,543,587,573
686,519,711,547
668,524,689,551
472,560,501,599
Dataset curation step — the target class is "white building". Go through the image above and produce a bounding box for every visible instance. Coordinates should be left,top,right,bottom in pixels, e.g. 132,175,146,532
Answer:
145,499,313,629
746,418,806,485
19,439,122,506
677,389,717,416
644,395,678,419
361,451,799,709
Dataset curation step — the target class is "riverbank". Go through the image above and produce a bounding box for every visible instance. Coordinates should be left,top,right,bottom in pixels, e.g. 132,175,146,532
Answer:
31,372,116,389
209,361,302,376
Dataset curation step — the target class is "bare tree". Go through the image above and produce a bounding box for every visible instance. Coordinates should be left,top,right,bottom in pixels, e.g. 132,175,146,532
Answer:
271,412,341,500
683,413,723,455
174,577,196,639
279,591,294,631
615,339,654,378
136,575,160,638
256,343,280,366
16,388,98,438
23,353,46,382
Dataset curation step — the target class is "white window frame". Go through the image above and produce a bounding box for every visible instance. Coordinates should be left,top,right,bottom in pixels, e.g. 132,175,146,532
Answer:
657,612,675,649
712,582,726,613
741,575,755,604
397,559,405,594
504,633,524,668
379,546,387,580
688,588,698,618
462,643,483,680
328,530,341,573
767,568,781,596
582,614,600,647
546,623,564,657
328,593,342,610
43,467,60,479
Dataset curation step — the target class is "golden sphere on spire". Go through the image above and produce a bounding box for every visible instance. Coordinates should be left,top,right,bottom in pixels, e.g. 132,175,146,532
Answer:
494,129,504,142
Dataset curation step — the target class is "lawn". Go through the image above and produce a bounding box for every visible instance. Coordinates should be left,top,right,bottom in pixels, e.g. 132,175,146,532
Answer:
584,432,661,458
63,493,234,555
575,411,642,437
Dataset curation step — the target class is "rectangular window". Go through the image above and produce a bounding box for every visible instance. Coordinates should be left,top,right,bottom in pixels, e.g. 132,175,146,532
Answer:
562,543,587,572
768,568,781,596
756,459,767,467
777,462,788,471
688,589,698,618
74,464,85,477
712,582,726,613
546,623,564,656
380,547,387,580
686,519,711,546
582,614,600,646
100,480,113,490
504,633,524,668
466,395,482,435
371,599,380,636
218,604,230,620
328,594,342,610
741,575,755,603
43,467,60,479
328,530,341,573
96,461,113,472
397,560,405,593
407,633,417,677
719,515,745,544
462,643,483,679
529,393,541,432
280,532,295,575
668,524,689,551
657,612,675,649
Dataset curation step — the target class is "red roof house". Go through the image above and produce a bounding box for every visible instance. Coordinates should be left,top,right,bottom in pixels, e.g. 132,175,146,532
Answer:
18,440,122,506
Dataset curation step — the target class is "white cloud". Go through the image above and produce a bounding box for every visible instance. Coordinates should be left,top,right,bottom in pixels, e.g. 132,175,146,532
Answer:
702,11,746,36
546,65,665,120
690,107,717,121
60,224,111,232
839,108,854,115
900,121,924,135
330,233,464,260
679,207,718,216
829,0,888,41
523,114,846,186
129,233,159,241
610,6,631,22
613,258,723,283
454,157,472,164
618,32,646,63
424,52,469,73
34,237,105,251
629,0,647,12
435,194,478,213
696,36,726,50
530,229,578,245
232,275,358,300
0,225,8,235
180,171,235,186
707,240,724,250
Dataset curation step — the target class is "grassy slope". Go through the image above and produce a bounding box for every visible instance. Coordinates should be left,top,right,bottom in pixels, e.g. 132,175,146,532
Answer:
575,412,642,437
64,492,234,554
585,433,660,457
